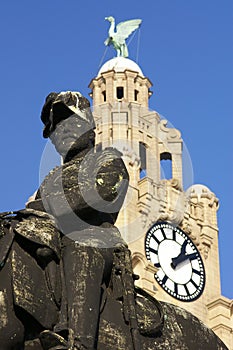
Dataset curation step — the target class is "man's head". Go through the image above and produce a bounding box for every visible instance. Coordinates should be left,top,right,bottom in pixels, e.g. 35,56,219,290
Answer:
41,91,95,160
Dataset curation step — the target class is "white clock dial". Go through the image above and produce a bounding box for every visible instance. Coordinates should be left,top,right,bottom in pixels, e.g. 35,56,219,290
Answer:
145,222,205,302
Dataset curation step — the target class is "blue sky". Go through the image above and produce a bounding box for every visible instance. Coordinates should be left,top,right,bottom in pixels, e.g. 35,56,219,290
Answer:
0,1,232,299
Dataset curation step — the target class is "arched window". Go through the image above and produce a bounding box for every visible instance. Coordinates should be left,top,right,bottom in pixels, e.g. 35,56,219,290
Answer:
160,152,172,179
139,142,147,179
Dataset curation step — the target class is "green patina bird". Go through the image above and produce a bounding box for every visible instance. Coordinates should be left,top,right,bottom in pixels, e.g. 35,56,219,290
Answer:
104,16,142,57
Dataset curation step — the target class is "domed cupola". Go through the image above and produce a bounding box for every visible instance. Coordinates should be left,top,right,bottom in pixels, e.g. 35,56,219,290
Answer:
97,57,144,76
89,57,152,107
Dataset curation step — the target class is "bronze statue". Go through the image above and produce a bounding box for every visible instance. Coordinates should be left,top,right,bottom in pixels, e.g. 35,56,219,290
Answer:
0,91,228,350
104,17,142,57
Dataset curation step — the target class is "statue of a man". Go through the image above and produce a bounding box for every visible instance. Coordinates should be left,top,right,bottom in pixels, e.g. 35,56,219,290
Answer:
29,91,135,350
0,91,227,350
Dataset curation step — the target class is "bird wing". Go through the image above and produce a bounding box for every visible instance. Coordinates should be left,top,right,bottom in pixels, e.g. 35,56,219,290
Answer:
115,19,142,43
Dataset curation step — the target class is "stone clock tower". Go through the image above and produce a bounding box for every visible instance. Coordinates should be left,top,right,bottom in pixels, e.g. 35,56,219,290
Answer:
89,57,233,349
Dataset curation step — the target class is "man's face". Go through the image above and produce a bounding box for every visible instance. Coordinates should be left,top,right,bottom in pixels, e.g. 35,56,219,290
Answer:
49,114,94,159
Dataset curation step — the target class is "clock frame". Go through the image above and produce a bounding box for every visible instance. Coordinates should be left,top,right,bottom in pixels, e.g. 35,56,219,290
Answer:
145,222,205,302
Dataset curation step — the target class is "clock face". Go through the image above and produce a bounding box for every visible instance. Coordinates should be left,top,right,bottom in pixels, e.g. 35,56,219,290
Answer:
145,222,205,302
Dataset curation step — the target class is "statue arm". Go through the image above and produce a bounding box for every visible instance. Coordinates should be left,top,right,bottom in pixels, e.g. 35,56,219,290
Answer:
78,147,129,215
37,148,129,223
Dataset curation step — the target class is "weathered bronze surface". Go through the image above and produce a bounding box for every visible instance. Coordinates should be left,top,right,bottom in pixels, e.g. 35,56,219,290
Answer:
0,91,228,349
104,17,142,57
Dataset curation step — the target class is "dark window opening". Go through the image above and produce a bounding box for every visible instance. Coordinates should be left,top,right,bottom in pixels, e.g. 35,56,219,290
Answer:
160,152,172,179
134,90,139,101
96,142,102,152
139,142,147,179
102,91,106,102
117,87,124,99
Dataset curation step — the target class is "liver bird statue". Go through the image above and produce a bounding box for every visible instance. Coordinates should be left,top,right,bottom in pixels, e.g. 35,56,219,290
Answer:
104,16,142,57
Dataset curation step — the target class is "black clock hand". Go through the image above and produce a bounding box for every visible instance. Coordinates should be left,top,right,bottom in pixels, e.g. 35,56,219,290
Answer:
171,240,187,268
181,240,187,255
171,252,197,269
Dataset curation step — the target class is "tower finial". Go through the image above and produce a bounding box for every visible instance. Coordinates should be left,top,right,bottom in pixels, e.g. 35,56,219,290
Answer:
104,16,142,58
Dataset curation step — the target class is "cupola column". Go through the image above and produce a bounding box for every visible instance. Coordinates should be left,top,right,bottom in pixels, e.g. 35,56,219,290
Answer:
125,71,137,103
102,71,115,104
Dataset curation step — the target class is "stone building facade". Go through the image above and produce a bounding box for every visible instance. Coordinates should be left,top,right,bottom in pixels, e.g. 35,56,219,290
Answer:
89,57,233,349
